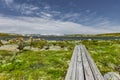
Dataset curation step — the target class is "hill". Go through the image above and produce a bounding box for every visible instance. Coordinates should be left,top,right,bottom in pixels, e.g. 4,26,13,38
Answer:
0,32,120,37
96,33,120,37
0,33,22,37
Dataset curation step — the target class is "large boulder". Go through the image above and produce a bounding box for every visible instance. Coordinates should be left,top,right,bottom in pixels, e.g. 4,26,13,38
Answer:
49,45,62,50
104,72,120,80
0,40,9,45
0,44,19,51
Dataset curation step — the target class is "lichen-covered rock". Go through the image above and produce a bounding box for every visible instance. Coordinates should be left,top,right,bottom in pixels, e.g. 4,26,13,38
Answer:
24,46,40,51
104,72,120,80
23,46,31,50
49,46,62,50
0,44,19,51
0,40,9,45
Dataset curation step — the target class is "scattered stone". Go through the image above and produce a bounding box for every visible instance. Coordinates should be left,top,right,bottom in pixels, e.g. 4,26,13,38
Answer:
0,44,19,52
64,47,68,51
23,46,39,51
0,40,9,45
104,72,120,80
42,46,49,50
24,46,31,50
49,45,62,50
31,47,40,51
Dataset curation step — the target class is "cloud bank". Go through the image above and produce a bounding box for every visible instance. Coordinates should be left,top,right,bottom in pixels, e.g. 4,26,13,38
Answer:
0,15,118,35
0,0,119,35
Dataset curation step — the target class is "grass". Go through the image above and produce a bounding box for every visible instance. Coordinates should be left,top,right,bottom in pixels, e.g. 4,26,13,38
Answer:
0,50,73,80
0,33,12,36
96,33,120,37
0,33,22,37
82,40,120,74
0,39,120,79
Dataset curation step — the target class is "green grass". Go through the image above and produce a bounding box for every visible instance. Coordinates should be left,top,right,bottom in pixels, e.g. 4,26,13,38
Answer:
0,33,22,37
0,39,120,79
0,33,11,36
96,33,120,37
82,40,120,74
0,50,73,80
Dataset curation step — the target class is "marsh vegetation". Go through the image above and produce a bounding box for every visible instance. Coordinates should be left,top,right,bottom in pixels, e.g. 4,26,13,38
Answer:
0,37,120,80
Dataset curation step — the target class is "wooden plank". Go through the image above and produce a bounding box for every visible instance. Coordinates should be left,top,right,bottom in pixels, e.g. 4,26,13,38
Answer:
70,46,78,80
80,45,95,80
65,46,78,80
76,45,84,80
65,45,104,80
82,45,105,80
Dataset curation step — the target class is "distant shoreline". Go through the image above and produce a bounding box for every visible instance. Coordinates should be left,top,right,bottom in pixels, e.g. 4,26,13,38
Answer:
0,36,120,41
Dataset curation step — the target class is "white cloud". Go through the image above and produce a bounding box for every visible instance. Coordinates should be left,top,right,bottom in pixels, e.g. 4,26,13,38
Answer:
2,0,40,15
20,4,39,15
12,3,39,15
0,15,118,35
0,1,119,34
40,12,52,19
44,5,50,10
86,10,90,13
3,0,14,7
59,11,106,25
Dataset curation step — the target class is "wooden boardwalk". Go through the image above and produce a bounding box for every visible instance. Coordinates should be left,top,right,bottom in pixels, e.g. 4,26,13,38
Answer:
65,44,105,80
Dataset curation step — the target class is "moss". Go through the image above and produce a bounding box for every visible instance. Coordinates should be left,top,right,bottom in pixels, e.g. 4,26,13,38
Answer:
0,50,73,80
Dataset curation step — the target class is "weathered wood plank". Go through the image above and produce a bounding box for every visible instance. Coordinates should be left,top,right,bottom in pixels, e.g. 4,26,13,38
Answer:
70,46,78,80
65,46,78,80
83,45,105,80
80,45,95,80
76,45,84,80
65,44,105,80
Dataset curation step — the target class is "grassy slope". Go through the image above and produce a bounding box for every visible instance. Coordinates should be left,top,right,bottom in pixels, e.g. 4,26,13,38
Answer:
0,33,12,36
0,32,120,37
63,33,120,37
96,33,120,37
0,33,22,37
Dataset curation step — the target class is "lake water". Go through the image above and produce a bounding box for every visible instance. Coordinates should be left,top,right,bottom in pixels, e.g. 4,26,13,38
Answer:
0,36,120,41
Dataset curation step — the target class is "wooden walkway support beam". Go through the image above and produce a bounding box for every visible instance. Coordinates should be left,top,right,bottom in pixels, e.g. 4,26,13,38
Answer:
65,44,105,80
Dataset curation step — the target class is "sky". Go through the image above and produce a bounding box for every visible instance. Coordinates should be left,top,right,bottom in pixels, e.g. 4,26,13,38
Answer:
0,0,120,35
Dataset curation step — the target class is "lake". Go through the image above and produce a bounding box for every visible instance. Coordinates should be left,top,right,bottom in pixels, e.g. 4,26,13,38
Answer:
0,36,120,40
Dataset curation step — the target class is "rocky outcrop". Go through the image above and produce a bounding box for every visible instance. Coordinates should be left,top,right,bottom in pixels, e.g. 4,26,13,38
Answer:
104,72,120,80
0,44,19,51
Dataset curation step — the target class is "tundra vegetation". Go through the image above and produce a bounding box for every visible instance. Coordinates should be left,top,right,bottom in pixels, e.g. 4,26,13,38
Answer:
82,40,120,74
0,37,120,80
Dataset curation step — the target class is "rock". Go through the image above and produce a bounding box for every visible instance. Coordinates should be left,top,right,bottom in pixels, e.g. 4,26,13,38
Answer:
49,46,62,50
24,46,40,51
0,40,9,45
104,72,120,80
24,46,31,50
31,47,39,51
0,44,19,51
64,47,68,51
43,46,49,50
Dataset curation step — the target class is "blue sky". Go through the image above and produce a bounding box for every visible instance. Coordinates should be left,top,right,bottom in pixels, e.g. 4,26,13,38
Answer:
0,0,120,35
